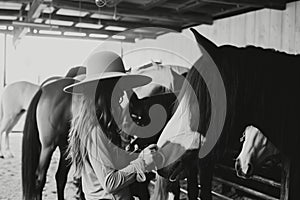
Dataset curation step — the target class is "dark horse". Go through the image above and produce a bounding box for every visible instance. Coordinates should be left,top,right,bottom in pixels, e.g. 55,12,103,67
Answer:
22,66,86,200
187,28,300,200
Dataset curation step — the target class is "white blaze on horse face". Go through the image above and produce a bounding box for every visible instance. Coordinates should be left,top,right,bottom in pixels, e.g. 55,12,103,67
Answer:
237,125,277,176
157,94,201,168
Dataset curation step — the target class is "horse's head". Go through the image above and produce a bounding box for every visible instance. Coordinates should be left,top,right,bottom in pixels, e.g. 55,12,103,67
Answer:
118,64,186,152
235,126,280,179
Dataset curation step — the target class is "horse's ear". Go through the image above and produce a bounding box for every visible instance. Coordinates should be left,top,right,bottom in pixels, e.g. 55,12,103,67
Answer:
190,28,218,61
65,66,86,78
151,60,160,68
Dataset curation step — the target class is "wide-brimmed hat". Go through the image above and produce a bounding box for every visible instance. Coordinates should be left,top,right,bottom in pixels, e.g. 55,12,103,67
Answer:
64,51,152,94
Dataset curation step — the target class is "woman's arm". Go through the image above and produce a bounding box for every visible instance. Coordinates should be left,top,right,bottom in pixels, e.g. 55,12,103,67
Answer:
87,130,147,194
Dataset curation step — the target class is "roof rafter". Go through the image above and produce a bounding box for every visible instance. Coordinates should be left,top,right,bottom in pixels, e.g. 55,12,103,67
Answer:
13,0,46,46
141,0,169,10
52,0,213,25
200,0,286,10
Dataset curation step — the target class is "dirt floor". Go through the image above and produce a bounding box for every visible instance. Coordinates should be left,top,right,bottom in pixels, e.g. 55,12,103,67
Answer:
0,132,78,200
0,133,264,200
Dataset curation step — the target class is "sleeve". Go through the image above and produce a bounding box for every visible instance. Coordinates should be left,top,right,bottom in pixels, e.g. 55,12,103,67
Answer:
87,128,146,194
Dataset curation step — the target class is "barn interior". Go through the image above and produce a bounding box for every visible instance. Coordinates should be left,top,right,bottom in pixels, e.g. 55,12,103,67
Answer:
0,0,299,200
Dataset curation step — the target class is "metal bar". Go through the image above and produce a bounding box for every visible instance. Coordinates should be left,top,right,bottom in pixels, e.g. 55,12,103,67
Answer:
280,158,290,200
217,164,281,188
214,177,279,200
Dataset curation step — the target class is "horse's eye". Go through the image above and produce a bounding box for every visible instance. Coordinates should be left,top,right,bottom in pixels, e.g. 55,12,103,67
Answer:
240,135,245,143
131,113,142,120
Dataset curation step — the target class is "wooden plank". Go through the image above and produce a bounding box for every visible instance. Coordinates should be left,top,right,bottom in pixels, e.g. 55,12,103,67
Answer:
213,6,258,20
295,1,300,54
211,19,221,45
27,31,135,43
245,11,255,45
32,26,157,40
217,165,281,188
215,177,279,200
254,9,271,48
230,14,246,47
200,0,286,10
281,2,296,54
218,17,232,45
0,9,182,32
176,0,206,13
280,158,290,200
269,9,283,51
141,0,169,10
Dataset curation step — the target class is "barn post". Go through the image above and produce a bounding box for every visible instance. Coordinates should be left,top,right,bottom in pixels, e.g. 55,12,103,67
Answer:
280,157,290,200
3,33,7,87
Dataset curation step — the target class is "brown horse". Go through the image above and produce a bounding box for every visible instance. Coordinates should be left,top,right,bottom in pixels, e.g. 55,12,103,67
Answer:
22,66,86,200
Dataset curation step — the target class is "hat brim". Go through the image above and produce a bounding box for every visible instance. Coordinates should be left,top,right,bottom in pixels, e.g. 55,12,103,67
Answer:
64,72,152,94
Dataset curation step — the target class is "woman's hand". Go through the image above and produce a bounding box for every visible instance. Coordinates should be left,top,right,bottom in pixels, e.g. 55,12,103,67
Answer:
139,144,165,171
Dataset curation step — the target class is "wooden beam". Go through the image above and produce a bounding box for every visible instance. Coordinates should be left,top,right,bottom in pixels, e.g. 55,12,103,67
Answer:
141,0,169,10
176,0,206,13
32,25,158,39
41,13,182,32
0,9,20,16
213,6,259,20
13,0,45,45
27,31,136,43
200,0,287,10
1,9,183,31
27,0,45,19
52,0,213,25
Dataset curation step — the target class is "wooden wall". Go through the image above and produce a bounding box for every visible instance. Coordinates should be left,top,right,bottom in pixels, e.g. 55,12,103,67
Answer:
193,1,300,54
121,1,300,70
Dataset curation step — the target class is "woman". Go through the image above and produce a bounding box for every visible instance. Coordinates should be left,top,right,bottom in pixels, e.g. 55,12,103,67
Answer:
64,51,164,200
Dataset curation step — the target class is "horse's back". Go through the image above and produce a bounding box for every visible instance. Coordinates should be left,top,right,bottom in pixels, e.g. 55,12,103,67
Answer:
36,79,76,145
221,46,300,157
1,81,39,114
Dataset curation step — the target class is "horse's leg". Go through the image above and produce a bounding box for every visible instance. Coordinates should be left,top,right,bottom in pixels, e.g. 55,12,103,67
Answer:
169,180,180,200
35,145,56,200
0,115,11,159
56,142,71,200
3,111,24,158
187,163,199,200
3,127,14,158
199,156,214,200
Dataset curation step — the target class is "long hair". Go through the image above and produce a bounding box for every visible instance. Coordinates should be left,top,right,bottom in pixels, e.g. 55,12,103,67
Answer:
68,78,123,176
